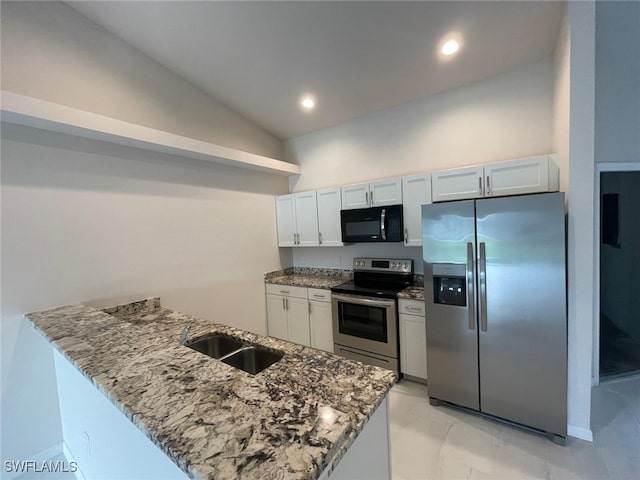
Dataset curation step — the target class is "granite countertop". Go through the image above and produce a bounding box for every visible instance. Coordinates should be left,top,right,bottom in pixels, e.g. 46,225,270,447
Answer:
26,298,396,480
264,267,351,290
397,286,425,301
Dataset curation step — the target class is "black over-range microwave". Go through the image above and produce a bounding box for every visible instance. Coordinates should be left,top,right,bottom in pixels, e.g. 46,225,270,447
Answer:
340,204,404,243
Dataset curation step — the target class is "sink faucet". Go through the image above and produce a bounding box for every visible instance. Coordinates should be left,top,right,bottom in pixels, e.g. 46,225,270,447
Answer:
180,324,192,345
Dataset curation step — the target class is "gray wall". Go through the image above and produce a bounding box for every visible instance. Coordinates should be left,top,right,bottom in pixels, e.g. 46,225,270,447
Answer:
595,0,640,164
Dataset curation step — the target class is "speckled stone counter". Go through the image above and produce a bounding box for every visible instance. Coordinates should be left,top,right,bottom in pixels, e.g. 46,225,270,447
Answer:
265,267,351,290
397,286,425,301
26,298,396,480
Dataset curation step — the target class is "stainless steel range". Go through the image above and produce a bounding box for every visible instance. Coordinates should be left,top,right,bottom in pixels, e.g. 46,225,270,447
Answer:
331,257,413,372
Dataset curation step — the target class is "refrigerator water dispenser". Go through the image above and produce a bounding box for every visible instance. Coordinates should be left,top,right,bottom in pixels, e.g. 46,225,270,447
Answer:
432,263,467,306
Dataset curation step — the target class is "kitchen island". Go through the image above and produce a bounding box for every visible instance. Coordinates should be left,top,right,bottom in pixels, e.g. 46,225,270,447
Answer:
26,298,396,480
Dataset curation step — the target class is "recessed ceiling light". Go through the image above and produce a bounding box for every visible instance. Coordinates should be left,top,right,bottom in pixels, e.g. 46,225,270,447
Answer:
300,96,316,110
441,40,460,56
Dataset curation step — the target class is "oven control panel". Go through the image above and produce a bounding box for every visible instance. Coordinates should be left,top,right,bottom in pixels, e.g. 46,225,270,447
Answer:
353,257,413,273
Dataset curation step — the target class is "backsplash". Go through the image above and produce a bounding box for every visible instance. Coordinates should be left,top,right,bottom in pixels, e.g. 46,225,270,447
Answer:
292,244,424,274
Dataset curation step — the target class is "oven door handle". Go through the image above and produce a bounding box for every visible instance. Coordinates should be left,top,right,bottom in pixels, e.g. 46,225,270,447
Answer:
331,293,395,308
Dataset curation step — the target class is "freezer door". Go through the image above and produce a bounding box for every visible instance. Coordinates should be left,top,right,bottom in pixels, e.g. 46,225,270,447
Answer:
476,192,567,437
422,201,479,410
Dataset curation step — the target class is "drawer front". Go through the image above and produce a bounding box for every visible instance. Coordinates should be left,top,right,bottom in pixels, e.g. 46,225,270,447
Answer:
265,283,308,299
307,288,331,303
399,299,425,316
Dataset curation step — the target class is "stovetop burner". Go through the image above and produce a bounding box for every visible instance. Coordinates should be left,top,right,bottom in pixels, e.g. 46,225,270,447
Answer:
331,257,414,299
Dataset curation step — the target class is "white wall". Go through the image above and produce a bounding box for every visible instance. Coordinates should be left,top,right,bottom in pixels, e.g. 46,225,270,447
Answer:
0,1,283,158
286,58,554,271
0,124,289,461
566,0,596,441
286,57,555,193
553,6,571,196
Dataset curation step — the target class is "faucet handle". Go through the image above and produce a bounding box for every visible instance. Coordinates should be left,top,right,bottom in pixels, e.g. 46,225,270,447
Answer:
180,324,192,345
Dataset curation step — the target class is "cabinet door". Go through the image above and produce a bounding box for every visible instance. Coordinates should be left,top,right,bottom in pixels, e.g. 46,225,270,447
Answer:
286,297,311,347
484,155,553,197
399,313,427,380
309,300,334,353
294,191,319,247
275,194,296,246
341,182,370,209
402,174,431,247
316,187,343,246
431,165,484,202
266,294,288,340
370,177,402,206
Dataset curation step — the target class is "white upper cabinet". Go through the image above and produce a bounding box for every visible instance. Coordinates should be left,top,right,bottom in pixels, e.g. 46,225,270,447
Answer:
370,177,403,206
341,182,370,209
275,195,297,247
431,165,485,202
402,173,432,247
316,187,343,246
341,177,402,209
275,192,319,247
431,154,559,202
484,155,558,197
294,191,320,247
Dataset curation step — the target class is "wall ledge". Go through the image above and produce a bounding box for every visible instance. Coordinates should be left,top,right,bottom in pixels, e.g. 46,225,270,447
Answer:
0,91,300,176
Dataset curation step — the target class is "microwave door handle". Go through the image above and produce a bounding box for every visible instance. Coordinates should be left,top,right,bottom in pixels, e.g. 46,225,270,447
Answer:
380,209,386,240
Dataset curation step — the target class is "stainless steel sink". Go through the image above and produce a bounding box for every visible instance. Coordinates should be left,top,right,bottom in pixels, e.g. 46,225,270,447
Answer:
220,346,284,375
185,334,245,359
183,333,283,374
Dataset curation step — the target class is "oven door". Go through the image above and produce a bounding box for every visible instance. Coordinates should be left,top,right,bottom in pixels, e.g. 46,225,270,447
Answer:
332,293,398,359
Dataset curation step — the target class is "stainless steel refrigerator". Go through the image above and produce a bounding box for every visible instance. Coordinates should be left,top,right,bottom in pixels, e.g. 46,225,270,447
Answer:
422,192,567,443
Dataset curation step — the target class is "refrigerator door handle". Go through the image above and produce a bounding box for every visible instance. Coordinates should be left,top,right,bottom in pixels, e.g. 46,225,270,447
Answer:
479,242,488,332
467,242,476,330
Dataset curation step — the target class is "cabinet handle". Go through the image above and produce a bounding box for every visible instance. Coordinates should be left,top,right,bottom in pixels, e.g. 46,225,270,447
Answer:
280,290,290,294
282,297,286,310
478,177,483,195
308,302,312,314
486,176,491,195
286,298,289,310
312,294,325,298
370,190,373,204
319,232,322,245
405,306,422,312
365,191,369,206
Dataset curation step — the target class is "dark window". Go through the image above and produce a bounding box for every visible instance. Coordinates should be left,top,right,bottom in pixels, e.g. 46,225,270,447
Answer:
602,193,620,248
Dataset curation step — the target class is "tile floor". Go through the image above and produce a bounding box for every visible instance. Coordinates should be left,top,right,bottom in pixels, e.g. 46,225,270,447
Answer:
389,375,640,480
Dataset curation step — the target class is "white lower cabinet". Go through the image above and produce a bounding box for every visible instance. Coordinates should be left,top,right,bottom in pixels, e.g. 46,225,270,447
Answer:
308,288,334,353
399,299,427,381
266,284,335,350
265,284,310,347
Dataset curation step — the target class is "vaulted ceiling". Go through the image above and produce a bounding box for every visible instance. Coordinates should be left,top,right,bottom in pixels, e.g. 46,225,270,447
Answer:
67,1,565,140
